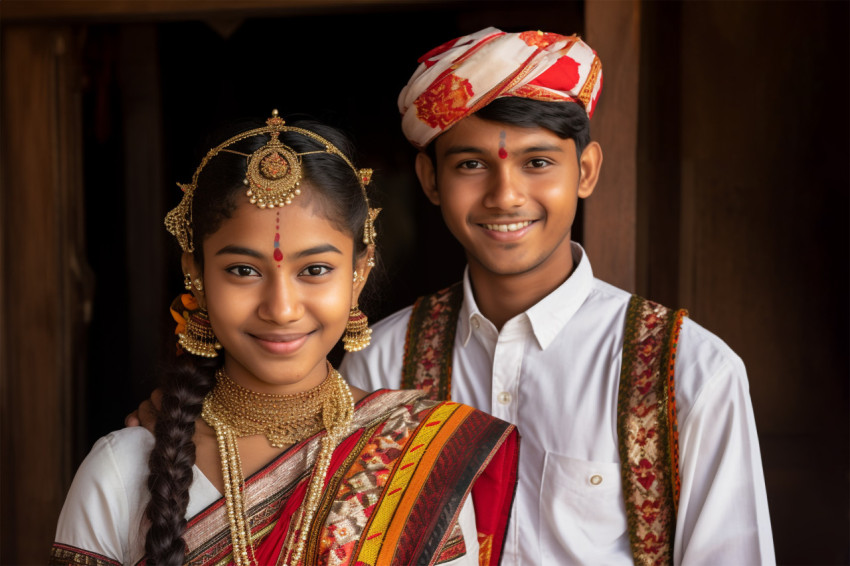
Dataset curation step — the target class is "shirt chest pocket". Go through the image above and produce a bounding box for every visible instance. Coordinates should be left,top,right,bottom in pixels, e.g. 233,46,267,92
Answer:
539,452,631,563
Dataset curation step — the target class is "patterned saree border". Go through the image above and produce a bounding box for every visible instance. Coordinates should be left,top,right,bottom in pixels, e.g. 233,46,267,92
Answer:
49,543,122,566
354,401,467,563
376,403,475,565
303,420,380,564
421,415,518,566
617,295,686,566
402,282,463,400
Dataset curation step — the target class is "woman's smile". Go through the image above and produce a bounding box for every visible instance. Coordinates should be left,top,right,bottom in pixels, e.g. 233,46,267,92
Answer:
249,330,312,355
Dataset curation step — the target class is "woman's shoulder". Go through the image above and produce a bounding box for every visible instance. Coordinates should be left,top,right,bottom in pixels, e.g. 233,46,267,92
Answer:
72,428,154,484
54,428,155,562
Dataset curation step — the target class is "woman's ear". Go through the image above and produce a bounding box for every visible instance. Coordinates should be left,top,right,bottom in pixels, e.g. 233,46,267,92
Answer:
351,245,375,306
577,141,603,199
415,152,440,205
180,252,206,308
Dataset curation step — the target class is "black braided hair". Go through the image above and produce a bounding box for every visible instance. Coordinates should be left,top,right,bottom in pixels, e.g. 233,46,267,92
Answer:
144,355,218,565
143,117,371,564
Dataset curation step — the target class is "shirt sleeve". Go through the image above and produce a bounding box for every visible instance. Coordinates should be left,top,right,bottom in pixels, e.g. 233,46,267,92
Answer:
340,305,413,392
53,428,153,563
673,320,776,565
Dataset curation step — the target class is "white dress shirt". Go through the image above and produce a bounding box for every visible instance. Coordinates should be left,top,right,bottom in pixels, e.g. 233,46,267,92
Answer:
341,242,775,565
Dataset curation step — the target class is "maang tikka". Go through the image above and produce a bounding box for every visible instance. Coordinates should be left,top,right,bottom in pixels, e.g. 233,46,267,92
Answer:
164,109,380,254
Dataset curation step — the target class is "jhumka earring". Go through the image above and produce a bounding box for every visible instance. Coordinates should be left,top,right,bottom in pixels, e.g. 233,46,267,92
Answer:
179,308,222,358
184,273,193,290
342,305,371,352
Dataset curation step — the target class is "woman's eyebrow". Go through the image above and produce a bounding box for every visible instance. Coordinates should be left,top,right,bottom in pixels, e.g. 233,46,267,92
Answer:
294,244,342,259
214,245,264,259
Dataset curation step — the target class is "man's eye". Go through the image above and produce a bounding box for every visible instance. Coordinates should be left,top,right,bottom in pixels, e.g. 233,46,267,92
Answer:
527,158,551,168
458,159,485,169
302,265,331,277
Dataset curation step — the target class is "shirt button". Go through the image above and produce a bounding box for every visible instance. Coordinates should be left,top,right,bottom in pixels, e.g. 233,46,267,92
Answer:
590,474,603,486
471,318,481,329
497,392,512,405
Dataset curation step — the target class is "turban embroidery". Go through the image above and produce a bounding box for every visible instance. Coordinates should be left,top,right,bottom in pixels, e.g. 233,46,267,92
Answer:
398,27,603,149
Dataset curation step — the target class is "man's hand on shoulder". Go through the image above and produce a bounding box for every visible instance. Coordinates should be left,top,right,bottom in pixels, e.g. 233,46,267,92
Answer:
124,388,162,433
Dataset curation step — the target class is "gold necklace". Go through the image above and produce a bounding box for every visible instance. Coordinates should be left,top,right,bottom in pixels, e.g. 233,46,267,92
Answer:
201,363,354,566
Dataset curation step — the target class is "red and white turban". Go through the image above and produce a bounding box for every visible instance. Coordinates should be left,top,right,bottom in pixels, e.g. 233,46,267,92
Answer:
399,27,603,149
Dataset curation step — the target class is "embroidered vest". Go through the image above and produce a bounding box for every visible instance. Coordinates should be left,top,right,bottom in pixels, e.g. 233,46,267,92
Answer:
401,283,687,566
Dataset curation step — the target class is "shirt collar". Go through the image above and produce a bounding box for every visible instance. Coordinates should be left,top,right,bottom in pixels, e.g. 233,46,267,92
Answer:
525,242,594,349
458,266,479,346
458,242,594,349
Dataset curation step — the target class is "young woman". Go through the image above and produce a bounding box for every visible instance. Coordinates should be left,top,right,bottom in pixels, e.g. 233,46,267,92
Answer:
50,112,518,566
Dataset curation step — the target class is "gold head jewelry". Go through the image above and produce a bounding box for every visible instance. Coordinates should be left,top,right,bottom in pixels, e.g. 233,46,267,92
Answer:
165,109,379,253
201,364,354,566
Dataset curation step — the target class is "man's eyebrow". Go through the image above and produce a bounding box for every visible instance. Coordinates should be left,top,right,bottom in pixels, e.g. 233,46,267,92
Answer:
442,145,486,157
521,144,565,153
294,244,343,258
215,245,264,259
442,143,566,156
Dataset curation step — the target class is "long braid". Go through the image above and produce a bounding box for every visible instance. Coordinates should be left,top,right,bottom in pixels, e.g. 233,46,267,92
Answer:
144,355,218,565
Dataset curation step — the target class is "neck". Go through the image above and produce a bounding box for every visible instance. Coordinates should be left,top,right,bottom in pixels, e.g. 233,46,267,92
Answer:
467,247,576,331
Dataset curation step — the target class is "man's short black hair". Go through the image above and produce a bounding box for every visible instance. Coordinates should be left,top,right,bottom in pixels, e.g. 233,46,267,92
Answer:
425,97,590,165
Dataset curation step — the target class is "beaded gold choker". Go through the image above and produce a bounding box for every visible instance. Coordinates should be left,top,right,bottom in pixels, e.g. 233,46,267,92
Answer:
165,109,379,253
201,363,354,565
205,366,343,447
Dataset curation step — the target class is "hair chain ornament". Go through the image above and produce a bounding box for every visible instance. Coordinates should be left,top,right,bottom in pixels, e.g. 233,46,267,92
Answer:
201,363,354,566
165,110,379,253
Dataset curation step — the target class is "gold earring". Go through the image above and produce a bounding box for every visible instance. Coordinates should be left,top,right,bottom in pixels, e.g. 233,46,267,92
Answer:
184,273,193,290
353,270,365,284
179,308,222,357
193,278,204,292
342,305,371,352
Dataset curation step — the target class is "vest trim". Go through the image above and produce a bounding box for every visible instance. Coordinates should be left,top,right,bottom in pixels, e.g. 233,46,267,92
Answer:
401,282,463,400
617,295,687,566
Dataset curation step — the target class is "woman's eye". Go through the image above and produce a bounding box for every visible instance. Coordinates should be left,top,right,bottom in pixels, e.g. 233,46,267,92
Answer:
227,265,259,277
302,265,331,277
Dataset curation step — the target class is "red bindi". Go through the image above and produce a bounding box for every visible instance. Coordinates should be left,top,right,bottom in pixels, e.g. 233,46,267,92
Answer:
273,212,283,264
498,130,508,159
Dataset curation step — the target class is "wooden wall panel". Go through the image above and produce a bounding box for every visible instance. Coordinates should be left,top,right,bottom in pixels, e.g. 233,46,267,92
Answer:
0,25,89,564
676,2,848,562
584,0,641,292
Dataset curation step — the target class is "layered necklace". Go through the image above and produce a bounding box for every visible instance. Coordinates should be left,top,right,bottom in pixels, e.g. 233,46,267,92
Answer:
201,362,354,566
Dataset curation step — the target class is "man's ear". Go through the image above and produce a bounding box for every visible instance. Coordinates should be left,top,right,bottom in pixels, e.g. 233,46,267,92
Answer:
415,151,440,205
577,141,603,199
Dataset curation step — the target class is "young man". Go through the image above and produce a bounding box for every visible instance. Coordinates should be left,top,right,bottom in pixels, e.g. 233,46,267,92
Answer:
340,27,775,565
